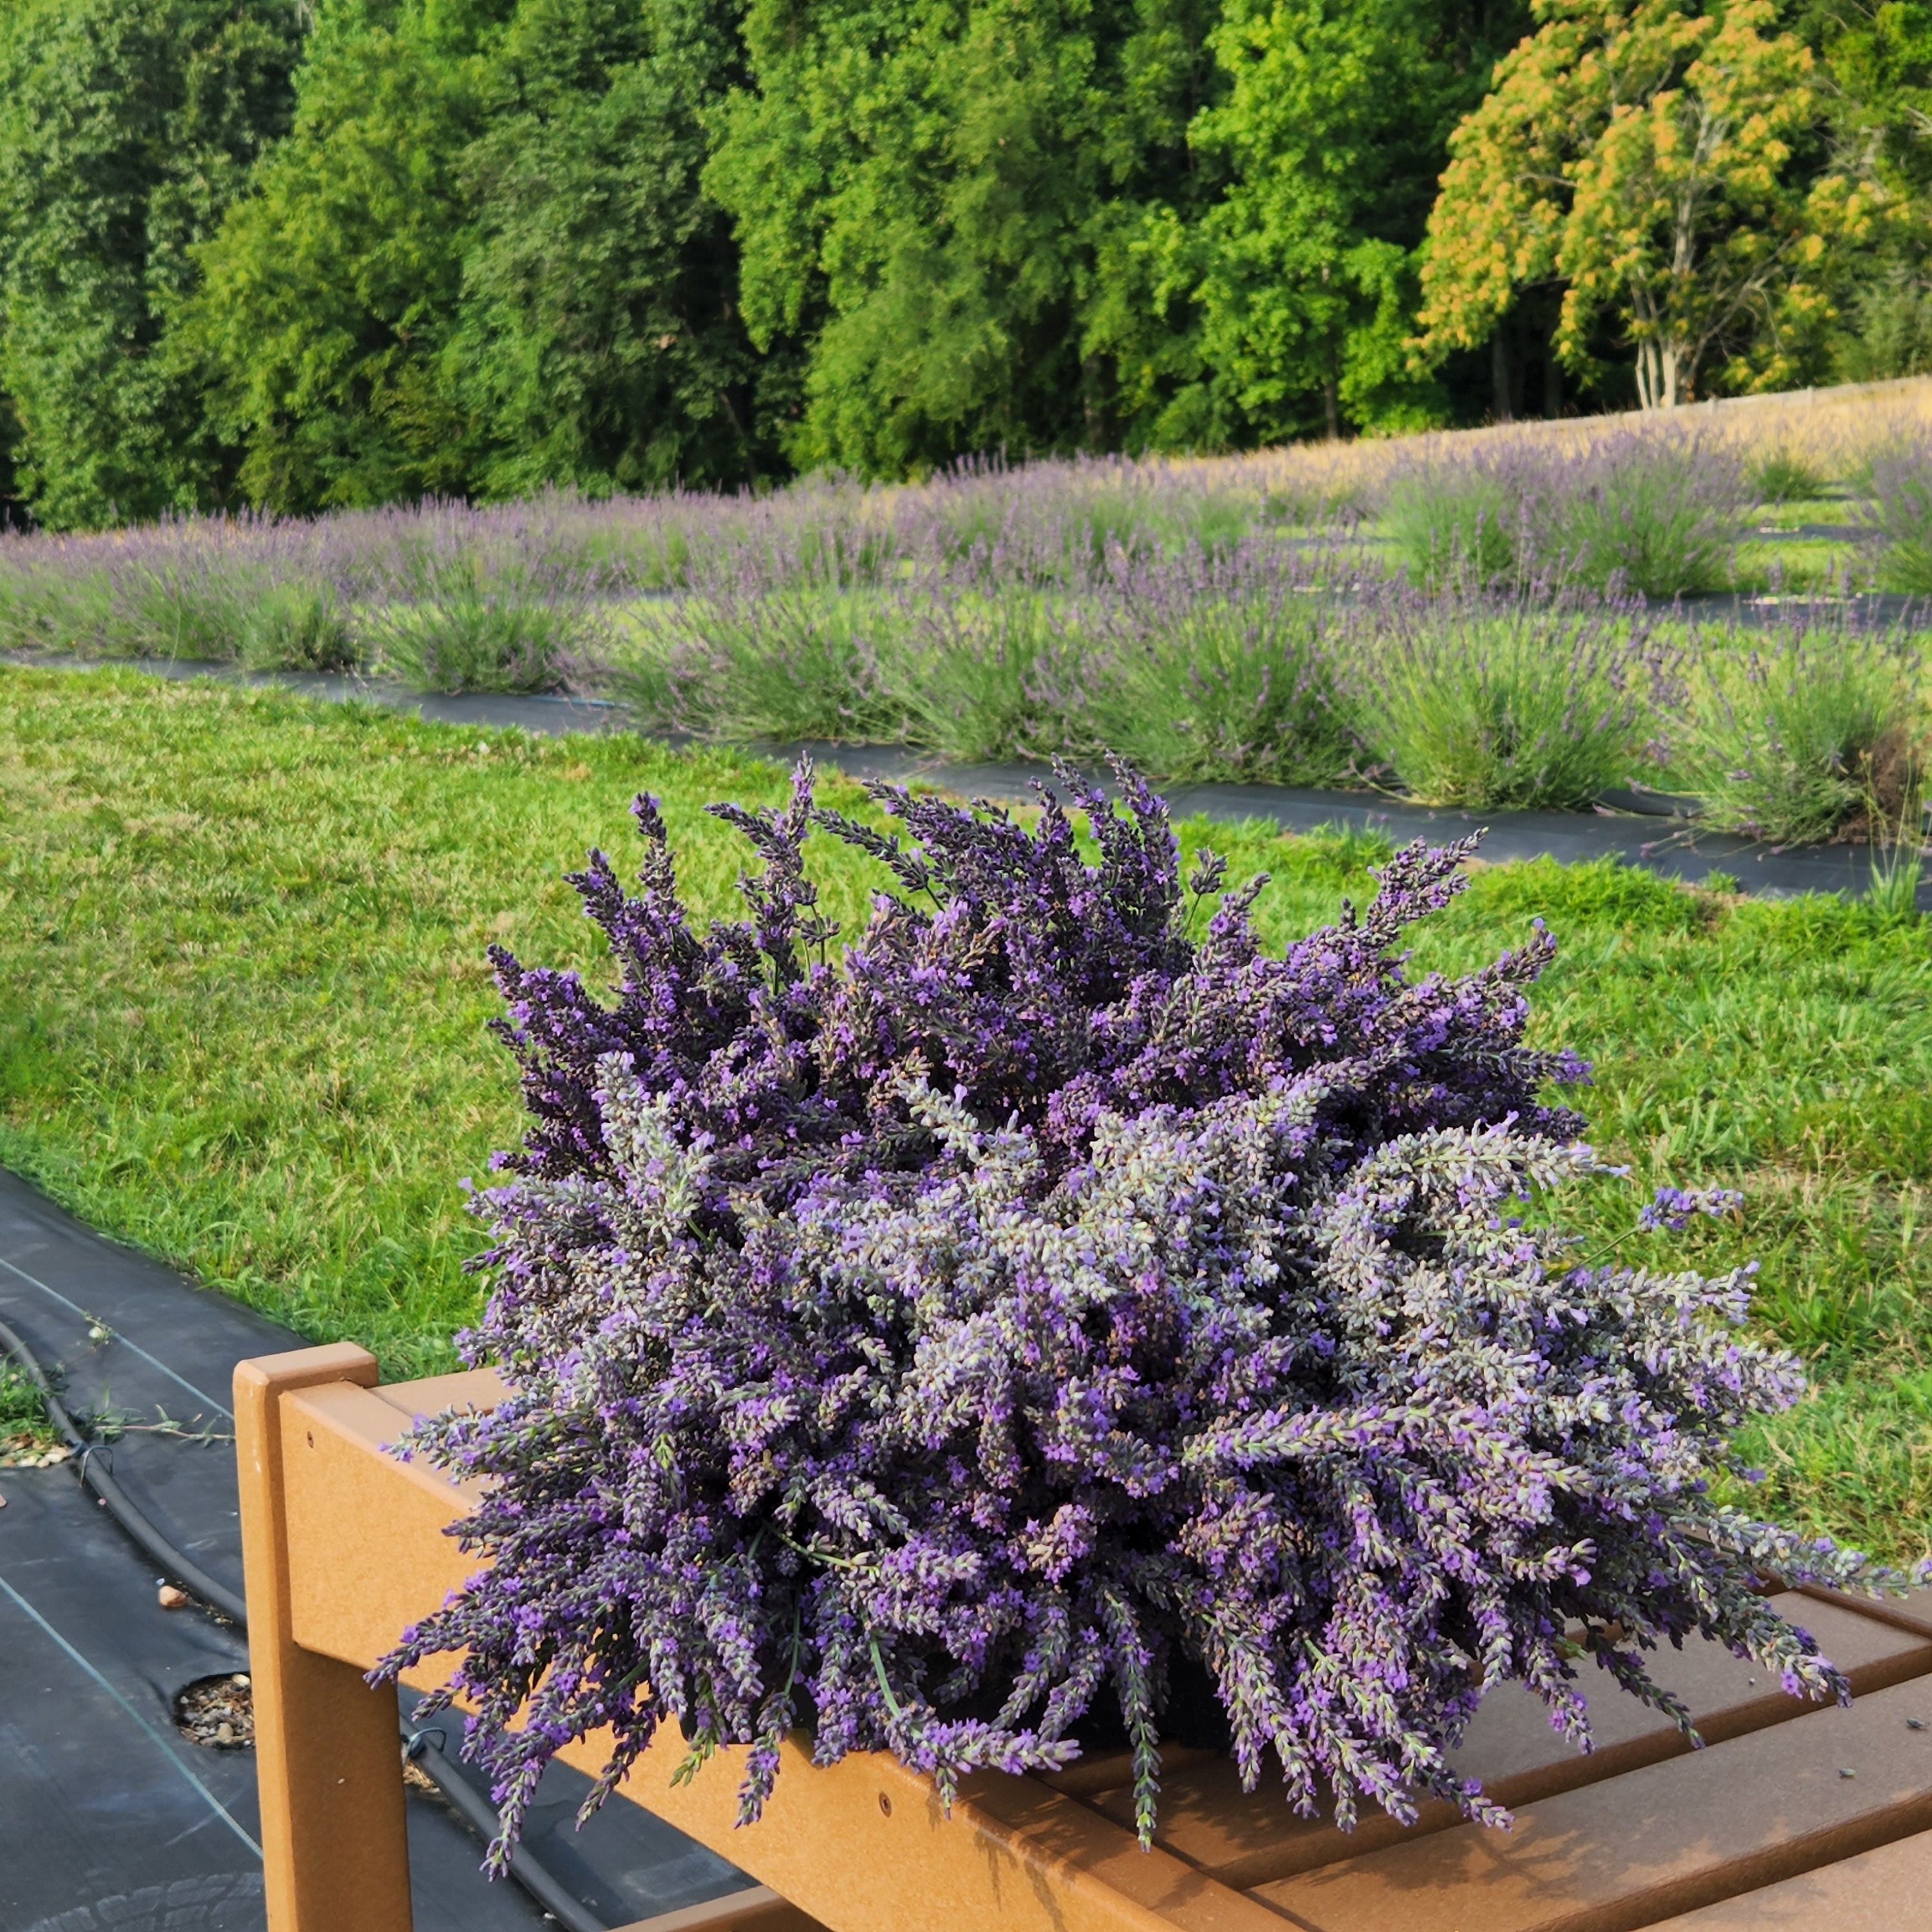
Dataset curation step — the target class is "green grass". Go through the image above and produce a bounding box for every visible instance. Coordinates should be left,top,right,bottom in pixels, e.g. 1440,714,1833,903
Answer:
2,666,1929,1558
0,667,900,1378
0,1355,62,1461
1745,497,1850,531
1730,537,1864,592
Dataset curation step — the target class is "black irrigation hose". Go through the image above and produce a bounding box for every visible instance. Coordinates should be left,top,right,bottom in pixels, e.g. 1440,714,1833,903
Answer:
0,1311,249,1624
401,1723,609,1932
0,1312,609,1932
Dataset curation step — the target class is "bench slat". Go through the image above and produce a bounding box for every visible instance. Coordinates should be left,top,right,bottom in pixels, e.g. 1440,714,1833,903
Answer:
1077,1595,1932,1891
614,1884,828,1932
1642,1824,1932,1929
1247,1678,1932,1932
1795,1584,1932,1645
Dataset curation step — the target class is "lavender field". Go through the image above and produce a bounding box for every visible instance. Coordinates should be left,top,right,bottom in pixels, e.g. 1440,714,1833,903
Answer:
5,386,1930,844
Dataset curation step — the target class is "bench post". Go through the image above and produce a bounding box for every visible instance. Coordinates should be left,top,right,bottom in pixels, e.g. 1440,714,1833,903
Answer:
236,1343,415,1932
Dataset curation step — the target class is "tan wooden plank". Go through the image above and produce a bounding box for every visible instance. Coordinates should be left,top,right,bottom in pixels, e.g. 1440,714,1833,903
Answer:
1044,1747,1219,1800
281,1378,487,1670
614,1883,828,1931
285,1365,1932,1932
284,1363,1932,1932
1247,1678,1932,1932
235,1345,415,1932
365,1364,507,1425
1079,1595,1932,1890
536,1731,1292,1932
1796,1582,1932,1646
1641,1824,1932,1929
1446,1595,1931,1789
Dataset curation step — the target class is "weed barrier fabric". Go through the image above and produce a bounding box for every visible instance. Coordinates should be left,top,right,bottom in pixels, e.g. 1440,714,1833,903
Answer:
786,746,1932,905
0,1171,297,1611
14,654,1925,909
1665,590,1932,629
0,1168,754,1931
0,1471,549,1932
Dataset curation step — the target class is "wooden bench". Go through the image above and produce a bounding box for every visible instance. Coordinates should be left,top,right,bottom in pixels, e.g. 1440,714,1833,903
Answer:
235,1341,1932,1932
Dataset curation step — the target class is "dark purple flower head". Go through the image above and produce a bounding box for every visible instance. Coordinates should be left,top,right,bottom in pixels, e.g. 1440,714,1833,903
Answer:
380,759,1897,1871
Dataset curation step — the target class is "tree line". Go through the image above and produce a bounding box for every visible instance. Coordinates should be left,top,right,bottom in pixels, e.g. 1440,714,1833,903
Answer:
1,0,1927,529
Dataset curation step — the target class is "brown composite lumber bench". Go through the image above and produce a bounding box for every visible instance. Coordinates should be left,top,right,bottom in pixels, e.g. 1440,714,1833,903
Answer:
235,1341,1932,1932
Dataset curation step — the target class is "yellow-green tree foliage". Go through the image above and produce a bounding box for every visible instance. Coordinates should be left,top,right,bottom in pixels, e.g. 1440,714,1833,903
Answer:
1418,0,1877,406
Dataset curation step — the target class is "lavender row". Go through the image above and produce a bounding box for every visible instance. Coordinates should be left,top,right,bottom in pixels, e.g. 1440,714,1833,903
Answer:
3,411,1927,644
616,549,1924,848
1,421,1925,840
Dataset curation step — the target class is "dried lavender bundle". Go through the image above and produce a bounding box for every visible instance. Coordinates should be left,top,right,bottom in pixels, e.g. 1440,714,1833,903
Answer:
379,757,1902,1868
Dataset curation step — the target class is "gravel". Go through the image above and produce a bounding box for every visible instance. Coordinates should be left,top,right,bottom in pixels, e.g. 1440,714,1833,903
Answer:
174,1674,253,1750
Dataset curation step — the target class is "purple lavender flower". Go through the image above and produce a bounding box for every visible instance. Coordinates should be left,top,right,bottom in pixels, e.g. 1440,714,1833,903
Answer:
1639,1184,1745,1233
377,757,1900,1871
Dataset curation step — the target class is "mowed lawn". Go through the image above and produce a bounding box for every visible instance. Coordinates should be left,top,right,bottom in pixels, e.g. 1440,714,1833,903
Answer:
2,665,1929,1559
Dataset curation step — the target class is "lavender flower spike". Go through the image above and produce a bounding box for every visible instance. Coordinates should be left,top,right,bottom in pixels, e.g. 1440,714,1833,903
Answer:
377,757,1906,1873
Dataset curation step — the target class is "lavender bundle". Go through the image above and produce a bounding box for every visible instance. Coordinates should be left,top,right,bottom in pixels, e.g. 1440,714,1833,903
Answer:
381,758,1894,1866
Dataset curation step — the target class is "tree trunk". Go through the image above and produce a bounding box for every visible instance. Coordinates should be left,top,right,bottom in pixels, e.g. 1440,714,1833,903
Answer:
1542,349,1563,420
1492,332,1513,423
1636,337,1685,410
1323,334,1341,440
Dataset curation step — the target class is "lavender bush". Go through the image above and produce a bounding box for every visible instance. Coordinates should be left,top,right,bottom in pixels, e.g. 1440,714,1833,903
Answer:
1549,430,1746,596
379,759,1898,1868
1081,545,1359,786
615,531,1365,781
0,496,621,675
1671,623,1926,844
1383,426,1746,597
905,453,1255,584
880,580,1088,762
607,561,902,746
1747,444,1832,507
1348,592,1666,808
1862,436,1932,593
0,531,119,654
238,580,355,672
1381,457,1520,589
0,510,351,661
610,562,1092,762
3,425,1920,835
354,498,621,693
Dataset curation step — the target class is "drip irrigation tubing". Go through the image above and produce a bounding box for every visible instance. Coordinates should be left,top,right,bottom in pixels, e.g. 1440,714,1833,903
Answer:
0,1309,609,1932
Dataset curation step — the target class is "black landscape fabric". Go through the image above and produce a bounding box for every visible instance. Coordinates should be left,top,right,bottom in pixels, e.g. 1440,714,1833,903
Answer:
0,1167,752,1932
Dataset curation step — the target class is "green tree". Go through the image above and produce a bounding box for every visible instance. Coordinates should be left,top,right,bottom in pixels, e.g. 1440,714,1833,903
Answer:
1803,0,1932,377
708,0,1218,475
1814,0,1932,201
0,0,304,528
454,0,778,495
1186,0,1526,442
1418,0,1871,407
181,0,770,510
175,0,496,512
0,385,19,524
